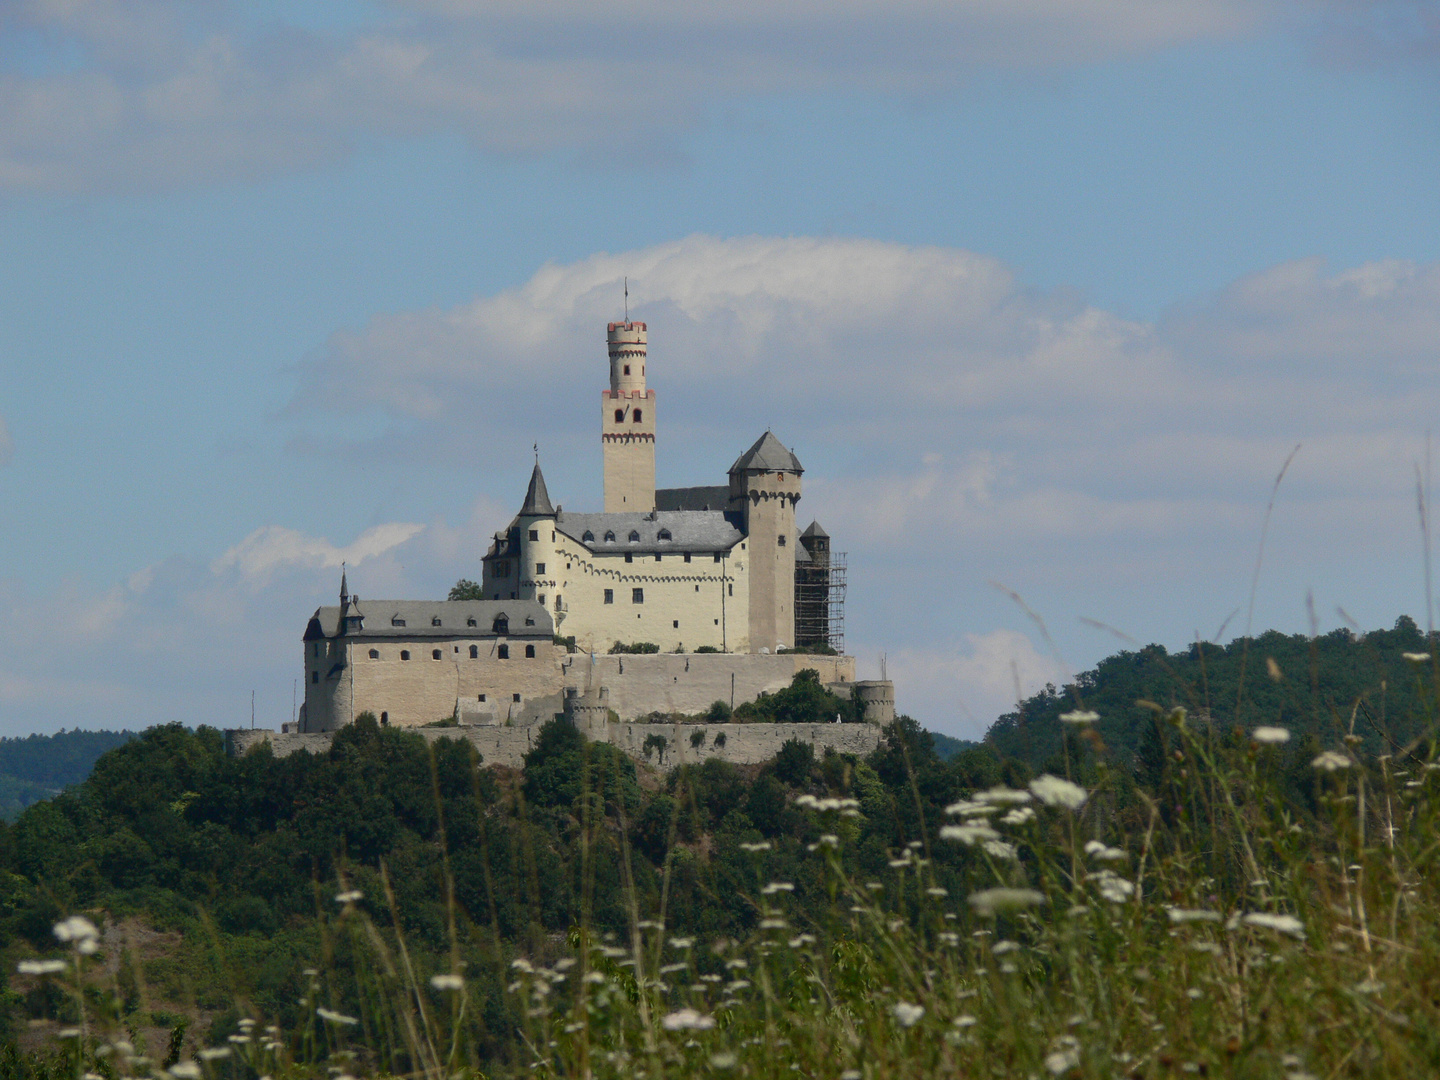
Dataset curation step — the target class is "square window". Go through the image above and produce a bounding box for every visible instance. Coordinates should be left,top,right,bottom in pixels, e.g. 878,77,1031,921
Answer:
604,588,614,604
478,693,487,702
654,553,661,562
432,649,441,660
512,692,522,702
538,595,546,605
684,553,692,563
536,562,546,574
672,620,679,629
632,588,644,604
369,648,379,659
525,644,536,658
778,534,787,546
498,645,510,659
529,529,539,541
714,619,719,625
713,553,721,563
625,553,633,563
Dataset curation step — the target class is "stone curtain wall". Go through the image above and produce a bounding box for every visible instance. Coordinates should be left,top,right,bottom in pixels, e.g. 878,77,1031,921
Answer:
228,720,880,769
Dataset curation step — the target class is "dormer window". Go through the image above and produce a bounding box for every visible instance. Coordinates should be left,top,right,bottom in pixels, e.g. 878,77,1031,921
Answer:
583,530,595,542
493,614,509,635
628,530,640,542
431,616,442,626
525,616,536,626
391,617,406,627
466,617,477,627
604,530,616,542
658,528,672,541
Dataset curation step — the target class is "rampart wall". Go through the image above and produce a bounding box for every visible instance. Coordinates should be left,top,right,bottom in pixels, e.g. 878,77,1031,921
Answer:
227,718,881,770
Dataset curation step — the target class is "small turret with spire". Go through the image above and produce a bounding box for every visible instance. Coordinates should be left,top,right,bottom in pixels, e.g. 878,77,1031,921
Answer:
339,563,363,633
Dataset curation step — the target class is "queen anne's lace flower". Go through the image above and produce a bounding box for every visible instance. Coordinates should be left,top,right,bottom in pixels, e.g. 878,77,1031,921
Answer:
1241,912,1305,938
968,888,1045,916
1029,775,1087,810
1252,726,1290,744
891,1002,925,1027
1312,751,1351,772
661,1008,716,1031
940,824,1000,845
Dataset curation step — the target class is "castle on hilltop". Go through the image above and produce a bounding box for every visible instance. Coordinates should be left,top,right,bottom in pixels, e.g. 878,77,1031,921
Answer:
248,320,892,769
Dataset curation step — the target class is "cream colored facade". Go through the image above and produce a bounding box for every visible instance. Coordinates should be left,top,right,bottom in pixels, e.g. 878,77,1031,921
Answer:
297,317,867,738
602,322,656,512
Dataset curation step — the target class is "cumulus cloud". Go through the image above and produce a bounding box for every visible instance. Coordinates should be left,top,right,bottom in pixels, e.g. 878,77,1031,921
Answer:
0,0,1264,193
212,522,426,583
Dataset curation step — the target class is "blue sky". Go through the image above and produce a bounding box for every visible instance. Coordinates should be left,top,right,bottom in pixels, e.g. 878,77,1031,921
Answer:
1,0,1438,737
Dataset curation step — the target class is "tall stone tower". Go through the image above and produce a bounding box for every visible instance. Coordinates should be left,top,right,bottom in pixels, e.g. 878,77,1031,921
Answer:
729,432,803,653
601,322,656,512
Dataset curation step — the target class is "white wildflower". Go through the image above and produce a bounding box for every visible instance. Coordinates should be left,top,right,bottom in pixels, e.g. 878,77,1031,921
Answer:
925,887,949,897
953,1014,977,1028
1240,912,1305,938
334,890,363,904
968,888,1045,916
787,934,816,948
711,1053,738,1069
759,918,788,930
316,1007,359,1026
1059,710,1099,724
1029,775,1087,811
17,959,67,975
982,840,1018,861
794,794,818,808
198,1048,231,1061
1403,652,1431,662
739,841,772,853
430,974,465,991
939,823,1000,845
1044,1044,1081,1075
167,1064,203,1079
661,1008,716,1031
977,787,1032,805
1166,909,1222,924
762,882,795,895
1312,751,1351,772
1083,840,1126,862
1001,806,1035,826
1091,871,1134,903
53,916,99,944
668,937,694,949
891,1002,925,1027
809,834,840,850
1252,726,1290,745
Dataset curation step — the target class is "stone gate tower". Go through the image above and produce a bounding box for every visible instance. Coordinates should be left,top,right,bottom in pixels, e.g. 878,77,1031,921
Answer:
601,322,656,511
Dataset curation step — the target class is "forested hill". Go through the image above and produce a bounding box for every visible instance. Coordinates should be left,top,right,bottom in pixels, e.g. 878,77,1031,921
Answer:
0,729,135,820
985,615,1438,774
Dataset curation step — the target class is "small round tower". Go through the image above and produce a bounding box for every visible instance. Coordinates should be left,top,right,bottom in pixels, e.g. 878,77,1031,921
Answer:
564,685,611,740
608,321,647,395
601,321,656,511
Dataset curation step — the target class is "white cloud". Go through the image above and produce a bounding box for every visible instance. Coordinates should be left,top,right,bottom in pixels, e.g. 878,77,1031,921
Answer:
868,630,1067,739
212,522,426,583
0,0,1266,193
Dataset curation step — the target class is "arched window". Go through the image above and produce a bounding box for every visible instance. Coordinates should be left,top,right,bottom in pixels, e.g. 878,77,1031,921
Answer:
582,530,594,542
469,644,479,659
431,649,441,660
614,409,624,422
369,648,379,659
525,644,536,658
493,614,509,635
633,409,643,422
401,650,411,661
498,644,510,660
628,530,640,542
657,528,672,541
604,530,616,542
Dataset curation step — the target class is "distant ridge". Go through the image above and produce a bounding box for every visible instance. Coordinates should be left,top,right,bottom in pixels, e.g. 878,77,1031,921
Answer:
0,728,137,820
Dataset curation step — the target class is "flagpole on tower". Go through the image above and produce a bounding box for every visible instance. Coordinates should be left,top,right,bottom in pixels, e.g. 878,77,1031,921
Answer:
624,276,629,322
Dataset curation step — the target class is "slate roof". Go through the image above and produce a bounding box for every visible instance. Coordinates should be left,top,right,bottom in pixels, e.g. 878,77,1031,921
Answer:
520,462,555,516
555,509,744,555
304,599,553,641
656,485,731,512
800,520,829,539
730,431,803,474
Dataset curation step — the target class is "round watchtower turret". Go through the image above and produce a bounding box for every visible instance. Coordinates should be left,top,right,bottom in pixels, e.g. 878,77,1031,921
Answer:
565,685,611,740
607,322,647,395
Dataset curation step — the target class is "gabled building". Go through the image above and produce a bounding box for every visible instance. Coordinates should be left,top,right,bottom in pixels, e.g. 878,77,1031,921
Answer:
480,321,837,656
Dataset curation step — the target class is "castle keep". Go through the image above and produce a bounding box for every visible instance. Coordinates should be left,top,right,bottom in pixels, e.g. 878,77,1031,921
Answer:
245,319,892,768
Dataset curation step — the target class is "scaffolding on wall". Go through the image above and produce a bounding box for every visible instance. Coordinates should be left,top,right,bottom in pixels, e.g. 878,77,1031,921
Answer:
794,550,847,654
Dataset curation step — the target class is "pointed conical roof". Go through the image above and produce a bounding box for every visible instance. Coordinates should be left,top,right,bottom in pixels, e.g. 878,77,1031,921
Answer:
520,461,556,516
729,431,803,475
800,520,828,538
340,566,349,604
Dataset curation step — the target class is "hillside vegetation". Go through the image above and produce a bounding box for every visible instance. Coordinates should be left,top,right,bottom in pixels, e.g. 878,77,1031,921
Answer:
0,730,134,821
5,630,1440,1077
